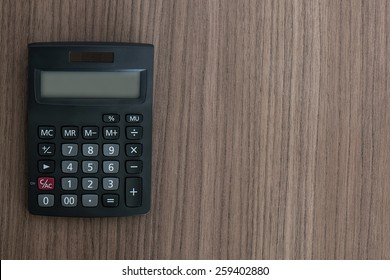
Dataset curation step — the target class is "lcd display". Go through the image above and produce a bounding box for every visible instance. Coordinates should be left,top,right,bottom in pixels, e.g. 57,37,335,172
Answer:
40,71,142,98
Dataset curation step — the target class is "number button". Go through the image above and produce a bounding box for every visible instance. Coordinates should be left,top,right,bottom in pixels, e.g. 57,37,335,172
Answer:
38,194,54,207
103,144,119,157
82,161,98,173
62,161,78,173
61,178,78,190
82,195,99,207
126,144,142,157
102,178,119,190
82,178,98,190
38,143,55,156
103,161,119,173
82,144,99,156
62,144,78,156
126,127,143,140
61,195,77,207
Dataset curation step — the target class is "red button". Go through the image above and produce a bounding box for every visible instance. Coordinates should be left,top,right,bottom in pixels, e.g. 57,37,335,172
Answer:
38,177,55,190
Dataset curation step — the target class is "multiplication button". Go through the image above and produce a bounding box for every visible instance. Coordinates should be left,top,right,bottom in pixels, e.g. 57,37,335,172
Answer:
126,144,142,157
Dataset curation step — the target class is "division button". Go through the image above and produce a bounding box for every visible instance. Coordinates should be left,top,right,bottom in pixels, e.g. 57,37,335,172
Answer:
102,194,119,207
82,194,98,207
126,126,143,140
38,194,54,207
38,126,55,139
38,160,55,173
82,126,99,139
125,178,142,207
103,114,120,123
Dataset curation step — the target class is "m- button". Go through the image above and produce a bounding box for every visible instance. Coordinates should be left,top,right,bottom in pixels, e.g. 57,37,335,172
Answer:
82,127,99,140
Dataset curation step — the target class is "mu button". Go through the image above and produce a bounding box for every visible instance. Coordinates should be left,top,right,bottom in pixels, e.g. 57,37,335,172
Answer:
38,160,55,173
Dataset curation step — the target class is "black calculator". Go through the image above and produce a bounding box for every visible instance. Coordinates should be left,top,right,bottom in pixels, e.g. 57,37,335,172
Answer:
27,42,154,217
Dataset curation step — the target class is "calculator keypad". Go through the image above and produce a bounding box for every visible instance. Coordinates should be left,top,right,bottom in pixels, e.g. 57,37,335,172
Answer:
34,114,144,213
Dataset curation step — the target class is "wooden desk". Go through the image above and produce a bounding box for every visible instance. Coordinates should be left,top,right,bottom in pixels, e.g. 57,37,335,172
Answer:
1,0,390,259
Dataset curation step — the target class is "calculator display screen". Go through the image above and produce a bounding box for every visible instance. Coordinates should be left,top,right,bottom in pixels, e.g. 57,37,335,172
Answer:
40,71,142,98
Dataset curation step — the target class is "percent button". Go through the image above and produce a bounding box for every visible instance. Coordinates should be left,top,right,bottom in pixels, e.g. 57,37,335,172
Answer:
103,114,120,123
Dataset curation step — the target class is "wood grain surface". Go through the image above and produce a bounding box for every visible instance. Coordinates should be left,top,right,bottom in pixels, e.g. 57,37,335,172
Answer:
1,0,390,260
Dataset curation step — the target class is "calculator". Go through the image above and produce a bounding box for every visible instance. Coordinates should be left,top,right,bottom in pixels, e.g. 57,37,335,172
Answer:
27,42,154,216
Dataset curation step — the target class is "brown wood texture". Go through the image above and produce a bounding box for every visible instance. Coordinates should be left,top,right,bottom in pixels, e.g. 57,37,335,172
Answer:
1,0,390,260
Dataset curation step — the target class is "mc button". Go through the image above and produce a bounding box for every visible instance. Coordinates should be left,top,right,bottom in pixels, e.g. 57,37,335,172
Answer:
38,126,55,139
